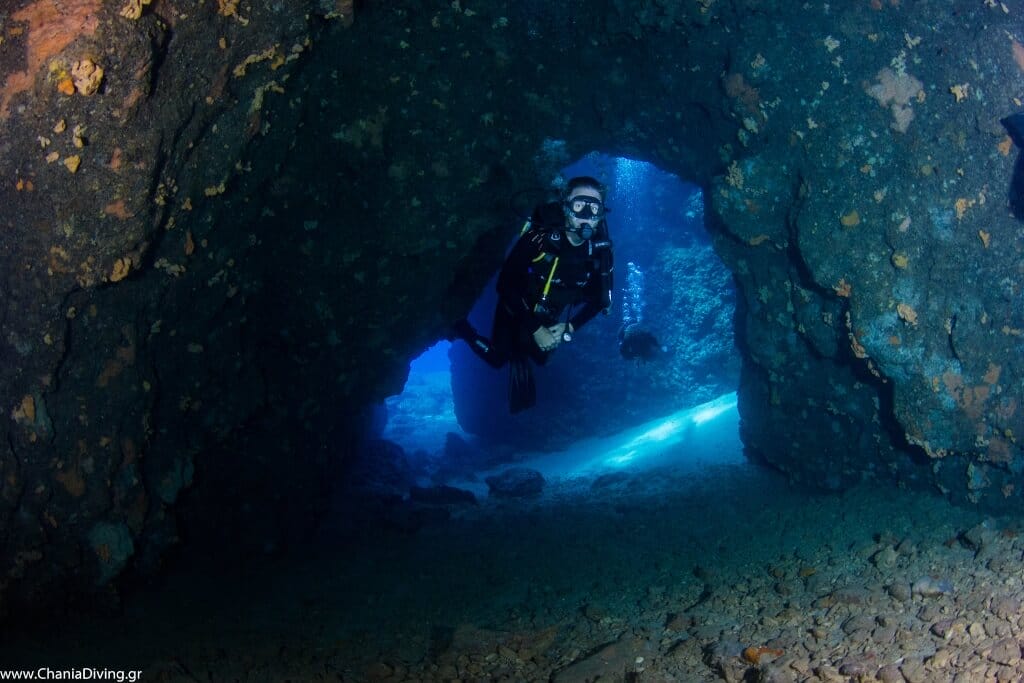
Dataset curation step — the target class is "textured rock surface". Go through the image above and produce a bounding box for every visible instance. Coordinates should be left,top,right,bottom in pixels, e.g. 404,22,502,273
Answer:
2,0,1024,614
485,467,546,498
0,0,374,613
6,465,1019,682
706,2,1024,504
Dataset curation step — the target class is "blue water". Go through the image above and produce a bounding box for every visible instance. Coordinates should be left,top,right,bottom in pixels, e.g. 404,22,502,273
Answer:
409,340,451,373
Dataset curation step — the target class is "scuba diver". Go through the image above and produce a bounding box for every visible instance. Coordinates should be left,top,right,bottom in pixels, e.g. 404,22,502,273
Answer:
616,261,666,364
450,176,614,413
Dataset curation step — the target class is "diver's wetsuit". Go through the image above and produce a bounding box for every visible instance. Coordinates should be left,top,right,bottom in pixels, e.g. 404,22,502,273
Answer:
460,202,611,369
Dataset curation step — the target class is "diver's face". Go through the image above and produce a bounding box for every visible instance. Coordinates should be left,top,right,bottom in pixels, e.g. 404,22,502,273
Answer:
565,188,604,243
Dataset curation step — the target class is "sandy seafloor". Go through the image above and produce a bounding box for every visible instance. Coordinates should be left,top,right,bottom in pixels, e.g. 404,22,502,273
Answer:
3,396,1023,682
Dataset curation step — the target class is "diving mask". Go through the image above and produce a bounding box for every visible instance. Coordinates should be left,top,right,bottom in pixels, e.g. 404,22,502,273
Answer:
565,196,605,220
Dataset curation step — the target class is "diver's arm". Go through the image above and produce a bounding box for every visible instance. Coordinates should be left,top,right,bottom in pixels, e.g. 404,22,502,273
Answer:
568,300,602,331
569,250,612,331
496,233,546,332
567,277,605,330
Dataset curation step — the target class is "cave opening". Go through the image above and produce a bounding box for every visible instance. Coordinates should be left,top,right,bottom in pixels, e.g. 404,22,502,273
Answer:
381,339,467,456
380,152,742,487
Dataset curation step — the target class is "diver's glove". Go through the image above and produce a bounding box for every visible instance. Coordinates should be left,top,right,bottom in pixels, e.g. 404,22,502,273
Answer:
532,326,559,352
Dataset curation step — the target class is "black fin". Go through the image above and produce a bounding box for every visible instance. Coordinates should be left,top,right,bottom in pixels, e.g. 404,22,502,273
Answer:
508,356,536,413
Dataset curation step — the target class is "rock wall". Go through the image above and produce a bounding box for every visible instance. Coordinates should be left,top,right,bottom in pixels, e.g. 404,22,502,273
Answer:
706,1,1024,504
1,0,1023,613
0,0,358,612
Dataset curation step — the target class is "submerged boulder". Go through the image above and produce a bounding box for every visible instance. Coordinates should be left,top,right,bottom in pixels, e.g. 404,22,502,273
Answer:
485,468,545,499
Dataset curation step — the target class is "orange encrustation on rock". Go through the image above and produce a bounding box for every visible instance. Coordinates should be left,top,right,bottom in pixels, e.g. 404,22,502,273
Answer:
56,77,76,96
1,0,103,120
742,646,784,664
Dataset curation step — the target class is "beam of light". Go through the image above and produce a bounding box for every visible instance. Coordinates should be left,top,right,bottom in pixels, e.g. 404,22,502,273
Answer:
606,449,639,466
454,392,742,497
637,416,684,443
692,395,737,425
600,417,687,469
596,392,738,470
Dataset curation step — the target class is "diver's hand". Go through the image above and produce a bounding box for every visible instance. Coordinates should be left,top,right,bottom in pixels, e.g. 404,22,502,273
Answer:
547,323,567,339
532,326,558,352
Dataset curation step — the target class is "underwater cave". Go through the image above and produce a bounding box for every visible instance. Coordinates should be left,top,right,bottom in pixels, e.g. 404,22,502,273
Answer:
3,0,1024,680
384,153,740,465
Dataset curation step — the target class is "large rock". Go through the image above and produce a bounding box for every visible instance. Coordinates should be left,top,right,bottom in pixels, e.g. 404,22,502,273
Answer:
485,468,546,499
706,4,1024,505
